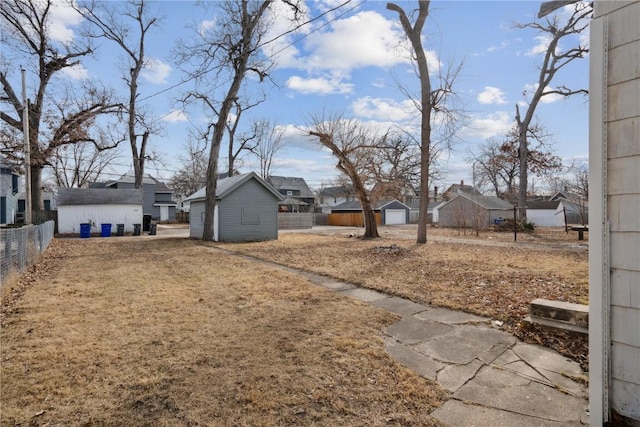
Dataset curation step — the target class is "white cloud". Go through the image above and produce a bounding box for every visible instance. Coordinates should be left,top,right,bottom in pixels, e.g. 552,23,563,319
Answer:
299,10,436,72
351,97,417,122
477,86,507,105
48,2,83,44
486,40,509,53
463,111,513,139
523,83,564,104
286,75,353,95
526,34,553,56
163,110,188,123
141,58,171,84
58,64,89,80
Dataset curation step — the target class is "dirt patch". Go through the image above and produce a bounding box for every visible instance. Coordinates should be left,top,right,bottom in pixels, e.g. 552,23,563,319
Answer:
1,238,446,426
221,228,589,370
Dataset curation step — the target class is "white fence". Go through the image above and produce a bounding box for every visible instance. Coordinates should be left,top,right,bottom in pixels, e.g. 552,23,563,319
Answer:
1,221,55,287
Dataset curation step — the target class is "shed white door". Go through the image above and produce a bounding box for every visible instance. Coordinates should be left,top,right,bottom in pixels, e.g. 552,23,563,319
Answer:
385,209,406,225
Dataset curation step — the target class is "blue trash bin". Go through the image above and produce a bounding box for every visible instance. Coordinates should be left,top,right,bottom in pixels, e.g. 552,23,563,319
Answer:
101,223,112,237
80,223,91,238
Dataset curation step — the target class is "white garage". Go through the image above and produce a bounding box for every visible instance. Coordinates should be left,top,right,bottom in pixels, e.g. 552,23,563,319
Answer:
379,200,410,225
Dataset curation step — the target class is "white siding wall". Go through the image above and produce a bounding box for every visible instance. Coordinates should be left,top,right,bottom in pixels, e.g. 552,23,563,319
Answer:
58,205,143,234
590,1,640,423
527,209,562,227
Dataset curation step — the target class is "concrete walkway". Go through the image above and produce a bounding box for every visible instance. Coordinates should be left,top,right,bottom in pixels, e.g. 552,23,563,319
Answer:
217,248,589,426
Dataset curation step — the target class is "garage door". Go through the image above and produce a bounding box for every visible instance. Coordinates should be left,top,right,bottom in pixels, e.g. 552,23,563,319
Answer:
385,209,406,225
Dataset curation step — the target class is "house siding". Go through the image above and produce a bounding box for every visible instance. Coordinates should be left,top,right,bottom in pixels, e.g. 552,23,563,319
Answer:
0,172,19,224
590,1,640,422
527,209,562,227
438,197,511,228
189,201,205,239
218,179,278,242
57,204,143,234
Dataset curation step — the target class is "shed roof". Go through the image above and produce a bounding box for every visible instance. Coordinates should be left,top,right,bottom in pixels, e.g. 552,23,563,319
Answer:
440,194,513,210
57,188,143,206
184,172,284,202
526,200,561,210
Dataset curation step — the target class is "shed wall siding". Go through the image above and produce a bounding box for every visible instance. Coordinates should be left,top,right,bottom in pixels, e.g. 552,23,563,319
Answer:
527,209,561,227
58,205,143,234
218,179,278,242
591,1,640,422
189,201,205,239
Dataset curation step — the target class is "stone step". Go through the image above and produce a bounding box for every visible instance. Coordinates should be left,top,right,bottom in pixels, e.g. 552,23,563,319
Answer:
524,298,589,335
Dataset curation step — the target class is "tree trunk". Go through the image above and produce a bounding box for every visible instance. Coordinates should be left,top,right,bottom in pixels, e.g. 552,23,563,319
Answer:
30,165,43,211
202,133,221,241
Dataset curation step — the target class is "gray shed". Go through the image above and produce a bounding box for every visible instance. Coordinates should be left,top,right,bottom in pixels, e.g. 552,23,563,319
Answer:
331,199,410,225
437,194,513,228
184,172,284,242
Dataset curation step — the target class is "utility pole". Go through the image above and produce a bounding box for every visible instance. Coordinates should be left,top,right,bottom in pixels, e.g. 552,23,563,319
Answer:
21,68,32,225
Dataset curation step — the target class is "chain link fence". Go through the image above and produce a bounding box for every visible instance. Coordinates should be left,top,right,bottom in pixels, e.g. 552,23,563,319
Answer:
1,221,55,287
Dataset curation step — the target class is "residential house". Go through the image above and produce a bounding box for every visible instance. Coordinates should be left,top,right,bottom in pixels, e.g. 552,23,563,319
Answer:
57,188,143,235
93,172,177,226
317,185,358,213
412,200,447,224
442,180,482,201
0,157,20,224
588,1,640,422
184,172,283,242
267,176,315,212
436,194,513,228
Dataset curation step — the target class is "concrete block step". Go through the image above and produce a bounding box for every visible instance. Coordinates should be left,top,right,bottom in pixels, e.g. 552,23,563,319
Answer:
525,299,589,335
529,298,589,327
523,315,588,335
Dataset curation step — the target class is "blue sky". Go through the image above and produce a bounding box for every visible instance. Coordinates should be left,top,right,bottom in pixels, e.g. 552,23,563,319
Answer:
18,0,590,192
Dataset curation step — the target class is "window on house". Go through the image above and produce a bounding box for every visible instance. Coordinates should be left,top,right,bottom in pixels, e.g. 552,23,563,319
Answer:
12,175,19,195
286,190,293,196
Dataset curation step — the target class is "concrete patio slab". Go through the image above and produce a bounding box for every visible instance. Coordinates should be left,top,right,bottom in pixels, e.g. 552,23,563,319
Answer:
384,337,445,380
336,287,389,302
512,343,583,378
436,359,484,392
414,325,514,365
454,366,588,424
384,317,454,345
370,296,428,316
431,399,583,427
415,307,490,324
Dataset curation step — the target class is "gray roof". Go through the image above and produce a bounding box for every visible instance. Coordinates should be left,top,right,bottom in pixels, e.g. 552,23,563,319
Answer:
267,176,314,198
184,172,284,202
318,185,354,197
407,200,442,210
331,198,408,211
57,188,143,206
441,194,513,210
0,156,20,174
526,200,561,210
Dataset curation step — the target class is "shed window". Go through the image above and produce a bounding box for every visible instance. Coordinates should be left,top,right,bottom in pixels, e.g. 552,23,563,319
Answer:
12,175,19,195
241,208,259,225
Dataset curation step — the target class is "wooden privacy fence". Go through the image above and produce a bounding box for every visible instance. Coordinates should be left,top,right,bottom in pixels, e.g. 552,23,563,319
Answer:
328,212,382,227
175,211,190,223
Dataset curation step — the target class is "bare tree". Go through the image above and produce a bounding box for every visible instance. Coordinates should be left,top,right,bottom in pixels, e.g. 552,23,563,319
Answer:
249,119,287,179
469,124,562,202
387,0,464,244
225,98,263,177
168,136,209,202
367,134,420,204
50,142,121,188
514,2,591,218
176,0,304,241
74,0,162,189
308,113,389,239
1,0,121,209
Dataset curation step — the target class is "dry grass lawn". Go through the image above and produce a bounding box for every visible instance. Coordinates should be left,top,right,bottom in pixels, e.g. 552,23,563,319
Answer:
221,227,589,368
1,238,446,426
